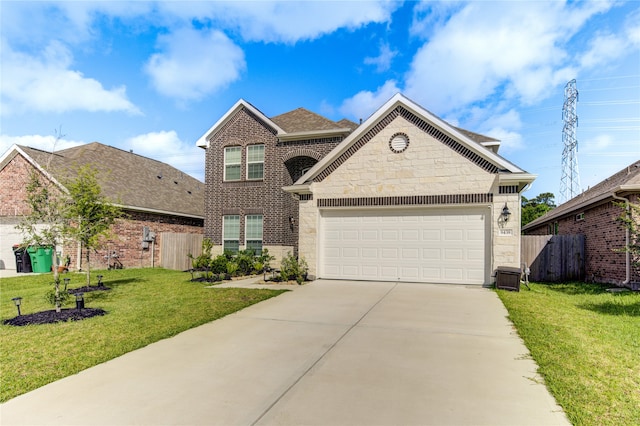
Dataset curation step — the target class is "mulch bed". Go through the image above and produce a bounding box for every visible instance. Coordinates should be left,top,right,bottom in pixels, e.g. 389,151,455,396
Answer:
3,308,107,326
67,285,111,294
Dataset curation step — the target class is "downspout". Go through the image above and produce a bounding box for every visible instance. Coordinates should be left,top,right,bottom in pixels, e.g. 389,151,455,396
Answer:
611,193,631,286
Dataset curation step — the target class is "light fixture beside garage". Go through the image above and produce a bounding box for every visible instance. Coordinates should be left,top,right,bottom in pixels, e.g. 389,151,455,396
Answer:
501,203,511,222
389,133,409,153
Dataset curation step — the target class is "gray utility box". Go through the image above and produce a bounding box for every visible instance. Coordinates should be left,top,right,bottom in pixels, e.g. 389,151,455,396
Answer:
496,266,522,291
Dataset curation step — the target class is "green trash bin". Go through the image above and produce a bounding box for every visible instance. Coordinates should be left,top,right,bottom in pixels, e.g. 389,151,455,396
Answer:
28,246,54,273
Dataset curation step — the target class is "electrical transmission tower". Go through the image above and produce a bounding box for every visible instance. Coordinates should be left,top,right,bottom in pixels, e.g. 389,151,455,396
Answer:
560,79,581,203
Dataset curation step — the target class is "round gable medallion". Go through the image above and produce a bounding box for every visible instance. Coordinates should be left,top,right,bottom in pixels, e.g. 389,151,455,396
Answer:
389,133,409,153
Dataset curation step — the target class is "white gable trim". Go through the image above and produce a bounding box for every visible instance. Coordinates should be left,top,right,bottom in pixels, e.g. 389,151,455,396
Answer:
195,99,286,149
294,93,527,186
1,145,68,194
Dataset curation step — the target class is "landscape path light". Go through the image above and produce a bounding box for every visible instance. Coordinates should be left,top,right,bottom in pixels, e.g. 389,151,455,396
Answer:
97,275,103,286
75,293,84,310
63,278,70,290
12,297,22,316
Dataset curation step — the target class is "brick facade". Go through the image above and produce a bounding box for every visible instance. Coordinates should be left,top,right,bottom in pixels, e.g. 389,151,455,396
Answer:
0,153,52,216
1,151,203,272
525,195,639,285
204,107,341,256
68,211,203,270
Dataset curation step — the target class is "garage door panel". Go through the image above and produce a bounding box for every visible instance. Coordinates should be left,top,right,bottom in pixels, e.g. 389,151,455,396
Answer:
444,229,464,241
342,247,359,258
362,230,378,240
320,208,487,285
361,247,378,258
422,229,441,241
468,249,484,261
444,248,464,261
381,248,399,259
401,229,419,240
380,266,399,279
422,248,441,261
381,230,398,240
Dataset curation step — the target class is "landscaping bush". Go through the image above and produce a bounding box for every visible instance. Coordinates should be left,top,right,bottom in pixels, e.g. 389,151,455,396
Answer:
280,252,309,284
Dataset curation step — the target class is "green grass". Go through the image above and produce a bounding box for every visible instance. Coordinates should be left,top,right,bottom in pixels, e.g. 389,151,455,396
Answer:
497,282,640,426
0,268,286,402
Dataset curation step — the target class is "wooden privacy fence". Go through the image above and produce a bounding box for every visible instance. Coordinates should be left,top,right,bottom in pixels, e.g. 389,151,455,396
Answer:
521,235,585,282
160,233,203,271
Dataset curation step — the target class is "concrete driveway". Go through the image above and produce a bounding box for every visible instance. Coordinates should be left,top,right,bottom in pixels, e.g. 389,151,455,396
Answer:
0,280,569,425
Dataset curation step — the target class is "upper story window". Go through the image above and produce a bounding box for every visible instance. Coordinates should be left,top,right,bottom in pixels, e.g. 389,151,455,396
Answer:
224,147,241,181
247,144,264,180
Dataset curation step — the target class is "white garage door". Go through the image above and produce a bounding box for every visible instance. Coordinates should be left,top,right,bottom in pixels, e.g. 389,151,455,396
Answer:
319,208,488,285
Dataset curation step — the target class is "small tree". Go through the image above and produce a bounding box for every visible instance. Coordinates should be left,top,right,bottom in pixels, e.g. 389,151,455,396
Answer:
64,165,122,287
16,171,70,312
615,201,640,274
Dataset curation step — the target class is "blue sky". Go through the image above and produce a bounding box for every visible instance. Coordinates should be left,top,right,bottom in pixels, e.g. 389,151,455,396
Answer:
1,1,638,204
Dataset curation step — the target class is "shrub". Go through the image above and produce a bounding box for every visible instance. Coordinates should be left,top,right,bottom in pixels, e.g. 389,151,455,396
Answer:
211,254,229,274
236,249,256,276
226,261,239,277
280,252,309,285
188,238,214,270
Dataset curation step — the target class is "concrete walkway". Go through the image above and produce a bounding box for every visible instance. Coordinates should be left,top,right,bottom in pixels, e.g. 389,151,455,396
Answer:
0,280,569,426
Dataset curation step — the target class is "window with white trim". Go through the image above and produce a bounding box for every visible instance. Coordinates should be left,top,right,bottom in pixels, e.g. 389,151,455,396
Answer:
224,147,241,181
223,215,240,253
246,145,264,180
245,215,263,254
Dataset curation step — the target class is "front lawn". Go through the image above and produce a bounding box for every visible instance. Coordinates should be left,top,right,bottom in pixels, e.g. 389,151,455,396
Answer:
0,268,286,402
497,282,640,426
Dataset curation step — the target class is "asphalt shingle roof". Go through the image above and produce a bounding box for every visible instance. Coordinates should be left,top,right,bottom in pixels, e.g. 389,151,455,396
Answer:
525,160,640,229
271,108,346,133
18,143,204,218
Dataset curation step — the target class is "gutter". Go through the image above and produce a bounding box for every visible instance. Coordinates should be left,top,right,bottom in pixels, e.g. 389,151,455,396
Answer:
611,193,631,286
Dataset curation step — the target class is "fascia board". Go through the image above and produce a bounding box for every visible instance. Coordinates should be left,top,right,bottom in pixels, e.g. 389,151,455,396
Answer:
618,184,640,193
282,184,312,195
499,173,537,184
195,99,286,148
294,93,525,186
116,204,204,219
0,144,19,166
278,128,353,141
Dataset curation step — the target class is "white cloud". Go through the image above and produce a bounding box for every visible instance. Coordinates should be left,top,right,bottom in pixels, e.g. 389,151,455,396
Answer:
145,27,246,101
364,42,398,72
338,80,401,121
0,134,85,158
405,1,616,115
0,39,140,115
126,131,204,181
580,33,628,69
582,134,614,153
159,1,398,43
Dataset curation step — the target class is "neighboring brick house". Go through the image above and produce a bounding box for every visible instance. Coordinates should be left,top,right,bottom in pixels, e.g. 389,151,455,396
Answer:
0,143,204,271
523,161,640,287
198,94,536,286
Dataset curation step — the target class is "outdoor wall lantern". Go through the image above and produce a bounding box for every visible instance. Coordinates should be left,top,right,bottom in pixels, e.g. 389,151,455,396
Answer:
12,297,22,316
289,216,296,227
501,203,512,222
75,293,84,310
97,275,103,285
